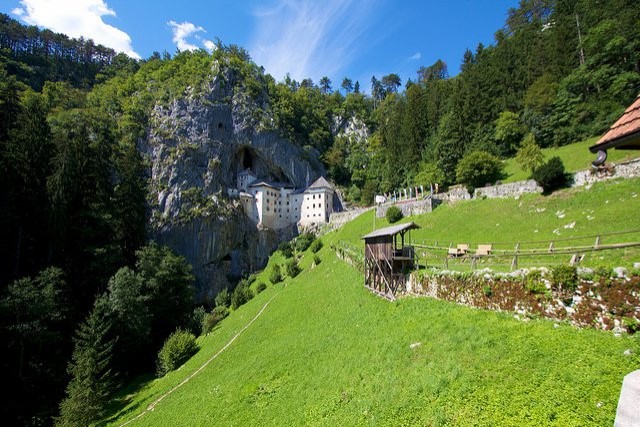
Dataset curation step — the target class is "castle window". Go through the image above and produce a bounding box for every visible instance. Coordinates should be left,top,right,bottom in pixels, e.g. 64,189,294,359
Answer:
313,204,315,208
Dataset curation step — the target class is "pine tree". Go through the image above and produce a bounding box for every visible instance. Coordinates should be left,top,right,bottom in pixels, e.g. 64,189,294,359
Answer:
57,296,115,427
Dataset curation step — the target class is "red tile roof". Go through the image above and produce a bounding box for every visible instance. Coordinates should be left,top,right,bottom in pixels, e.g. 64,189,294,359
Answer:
591,95,640,152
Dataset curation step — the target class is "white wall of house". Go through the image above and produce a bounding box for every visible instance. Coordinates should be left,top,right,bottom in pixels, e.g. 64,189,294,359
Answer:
238,173,334,230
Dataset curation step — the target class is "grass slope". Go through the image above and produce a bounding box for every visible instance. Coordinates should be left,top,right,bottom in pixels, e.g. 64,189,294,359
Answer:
502,137,640,183
106,181,640,426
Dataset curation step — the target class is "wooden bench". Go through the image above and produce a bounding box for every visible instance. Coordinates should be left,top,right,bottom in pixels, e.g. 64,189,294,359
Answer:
448,244,469,257
475,244,493,256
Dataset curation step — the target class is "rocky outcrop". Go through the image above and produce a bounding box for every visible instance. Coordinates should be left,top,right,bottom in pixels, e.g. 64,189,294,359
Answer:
141,59,323,299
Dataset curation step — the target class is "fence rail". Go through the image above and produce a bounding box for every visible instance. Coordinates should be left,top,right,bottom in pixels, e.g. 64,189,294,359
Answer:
337,228,640,273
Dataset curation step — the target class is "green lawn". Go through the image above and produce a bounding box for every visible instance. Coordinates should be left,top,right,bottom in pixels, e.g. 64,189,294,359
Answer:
104,179,640,426
502,137,640,183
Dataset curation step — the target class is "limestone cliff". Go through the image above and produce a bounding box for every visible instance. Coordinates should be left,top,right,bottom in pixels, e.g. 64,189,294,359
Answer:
141,58,324,300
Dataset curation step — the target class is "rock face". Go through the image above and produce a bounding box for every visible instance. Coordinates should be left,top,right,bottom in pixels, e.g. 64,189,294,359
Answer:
141,59,324,300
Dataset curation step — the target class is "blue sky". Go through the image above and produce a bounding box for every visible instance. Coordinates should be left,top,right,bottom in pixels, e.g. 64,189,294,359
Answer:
4,0,519,92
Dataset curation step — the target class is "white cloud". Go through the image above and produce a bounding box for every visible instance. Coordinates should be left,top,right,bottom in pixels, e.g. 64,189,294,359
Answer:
168,20,214,52
202,39,216,52
410,52,421,60
250,0,378,82
11,0,140,59
168,20,203,51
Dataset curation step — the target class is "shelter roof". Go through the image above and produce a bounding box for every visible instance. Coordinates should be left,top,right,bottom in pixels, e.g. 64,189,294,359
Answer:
238,168,256,176
590,95,640,152
362,222,420,240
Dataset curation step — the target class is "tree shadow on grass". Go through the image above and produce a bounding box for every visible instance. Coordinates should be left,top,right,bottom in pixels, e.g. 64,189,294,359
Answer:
97,373,155,426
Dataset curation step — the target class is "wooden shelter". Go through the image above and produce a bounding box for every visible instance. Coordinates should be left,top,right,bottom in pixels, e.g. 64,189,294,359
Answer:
362,222,420,298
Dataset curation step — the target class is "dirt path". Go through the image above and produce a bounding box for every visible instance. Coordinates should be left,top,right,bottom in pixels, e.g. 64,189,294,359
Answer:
119,292,280,426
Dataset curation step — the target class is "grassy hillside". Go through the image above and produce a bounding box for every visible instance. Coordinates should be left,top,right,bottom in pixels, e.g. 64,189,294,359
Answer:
105,179,640,426
502,137,640,183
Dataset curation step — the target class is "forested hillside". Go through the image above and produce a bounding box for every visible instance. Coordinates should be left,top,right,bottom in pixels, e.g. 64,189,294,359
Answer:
0,0,639,425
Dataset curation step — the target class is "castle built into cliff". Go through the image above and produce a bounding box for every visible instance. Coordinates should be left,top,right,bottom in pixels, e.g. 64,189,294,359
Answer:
233,169,335,230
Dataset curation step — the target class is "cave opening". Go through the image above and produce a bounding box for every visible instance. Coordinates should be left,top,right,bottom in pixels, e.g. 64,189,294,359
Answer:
242,149,253,170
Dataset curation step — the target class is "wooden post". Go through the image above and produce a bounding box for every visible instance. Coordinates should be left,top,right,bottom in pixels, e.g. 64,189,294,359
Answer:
511,255,518,271
444,256,449,270
515,243,520,254
548,242,554,252
471,256,477,270
595,236,600,248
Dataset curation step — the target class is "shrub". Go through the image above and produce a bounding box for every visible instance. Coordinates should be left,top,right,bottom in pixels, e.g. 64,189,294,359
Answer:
269,264,282,284
187,306,207,336
295,233,315,252
551,265,578,292
622,317,639,334
310,239,323,253
279,241,294,258
215,288,230,308
313,254,321,266
255,282,267,294
516,133,544,174
386,206,403,223
483,285,493,298
157,329,198,376
231,280,254,310
202,306,229,334
455,151,504,190
532,156,567,193
524,270,548,296
286,259,301,278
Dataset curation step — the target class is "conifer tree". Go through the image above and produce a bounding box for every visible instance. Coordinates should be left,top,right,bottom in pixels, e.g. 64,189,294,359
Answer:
57,296,115,427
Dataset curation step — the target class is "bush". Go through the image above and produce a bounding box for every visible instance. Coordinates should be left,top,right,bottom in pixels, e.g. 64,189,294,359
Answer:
516,133,544,174
187,306,207,336
279,241,294,258
532,156,567,193
551,265,578,292
286,259,301,278
455,151,504,190
310,239,323,253
386,206,403,223
202,306,229,334
483,285,493,298
269,264,282,284
255,282,267,294
524,270,548,296
157,329,198,376
622,317,639,334
231,280,254,310
295,233,315,252
313,254,321,266
215,288,230,308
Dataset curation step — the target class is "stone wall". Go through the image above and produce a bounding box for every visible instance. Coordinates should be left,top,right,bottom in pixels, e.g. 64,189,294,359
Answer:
328,207,372,229
573,158,640,187
434,185,471,203
406,268,640,334
376,197,434,218
474,179,543,199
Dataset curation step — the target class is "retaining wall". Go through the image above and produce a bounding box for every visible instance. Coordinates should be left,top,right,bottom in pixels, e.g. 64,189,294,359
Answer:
474,179,543,199
328,207,372,229
376,197,434,218
573,158,640,187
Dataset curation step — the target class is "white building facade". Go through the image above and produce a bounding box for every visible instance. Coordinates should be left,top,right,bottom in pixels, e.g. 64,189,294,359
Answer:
235,170,335,230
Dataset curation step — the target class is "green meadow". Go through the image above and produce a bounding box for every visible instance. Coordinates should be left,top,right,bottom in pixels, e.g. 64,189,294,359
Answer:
105,178,640,426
